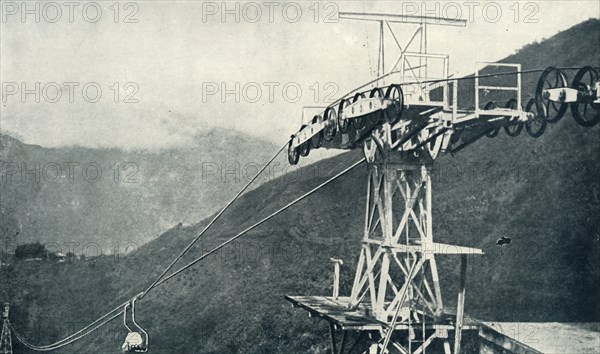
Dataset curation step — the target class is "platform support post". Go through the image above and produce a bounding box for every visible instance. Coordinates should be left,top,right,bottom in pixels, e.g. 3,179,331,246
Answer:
329,323,337,354
328,324,350,354
454,254,468,354
331,258,344,300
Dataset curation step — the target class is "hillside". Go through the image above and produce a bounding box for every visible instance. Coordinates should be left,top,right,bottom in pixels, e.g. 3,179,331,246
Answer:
0,130,279,253
2,19,599,354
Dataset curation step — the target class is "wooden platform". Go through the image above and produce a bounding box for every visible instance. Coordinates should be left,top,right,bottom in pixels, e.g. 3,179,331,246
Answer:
285,295,479,332
286,296,599,353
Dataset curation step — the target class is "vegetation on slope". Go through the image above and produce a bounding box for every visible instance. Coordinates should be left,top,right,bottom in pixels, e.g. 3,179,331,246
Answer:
0,129,278,251
2,19,599,354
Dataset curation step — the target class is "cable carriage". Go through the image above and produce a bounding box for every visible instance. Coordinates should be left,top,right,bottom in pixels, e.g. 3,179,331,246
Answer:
288,63,600,165
285,14,600,165
121,297,148,353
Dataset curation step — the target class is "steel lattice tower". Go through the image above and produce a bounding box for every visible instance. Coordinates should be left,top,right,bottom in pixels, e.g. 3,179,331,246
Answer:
1,304,12,354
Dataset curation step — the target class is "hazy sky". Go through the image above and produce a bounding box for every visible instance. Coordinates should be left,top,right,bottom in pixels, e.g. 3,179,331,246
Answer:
1,1,598,150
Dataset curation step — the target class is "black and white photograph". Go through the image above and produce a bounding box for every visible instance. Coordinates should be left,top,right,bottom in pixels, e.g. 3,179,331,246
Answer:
1,1,599,353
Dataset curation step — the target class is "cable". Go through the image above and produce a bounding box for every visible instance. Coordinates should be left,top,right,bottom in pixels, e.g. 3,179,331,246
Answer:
9,63,595,351
9,154,365,352
153,157,367,288
10,301,127,351
9,311,122,351
140,140,289,299
325,65,585,110
9,141,289,351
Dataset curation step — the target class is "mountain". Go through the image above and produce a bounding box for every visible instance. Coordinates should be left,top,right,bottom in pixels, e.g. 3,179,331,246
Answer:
0,129,279,255
2,19,599,354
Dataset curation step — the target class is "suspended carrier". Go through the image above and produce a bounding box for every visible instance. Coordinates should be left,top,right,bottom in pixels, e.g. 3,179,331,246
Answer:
121,296,149,353
285,12,599,354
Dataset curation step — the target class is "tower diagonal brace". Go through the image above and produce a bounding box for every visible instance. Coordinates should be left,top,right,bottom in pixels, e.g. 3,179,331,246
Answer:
349,163,444,322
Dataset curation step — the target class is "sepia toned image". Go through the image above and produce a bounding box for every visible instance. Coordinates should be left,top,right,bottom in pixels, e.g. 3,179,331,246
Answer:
1,1,599,353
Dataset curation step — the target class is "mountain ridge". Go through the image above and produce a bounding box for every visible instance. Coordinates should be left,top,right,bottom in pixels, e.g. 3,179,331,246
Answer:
2,18,599,354
0,127,280,253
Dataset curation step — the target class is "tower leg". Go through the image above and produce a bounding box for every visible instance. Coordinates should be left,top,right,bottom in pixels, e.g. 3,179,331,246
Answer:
1,320,12,354
1,304,12,354
454,255,468,354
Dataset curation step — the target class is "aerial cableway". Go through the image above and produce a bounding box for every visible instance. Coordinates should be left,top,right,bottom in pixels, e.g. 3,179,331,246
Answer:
287,64,599,165
2,146,365,353
2,11,598,354
283,12,598,354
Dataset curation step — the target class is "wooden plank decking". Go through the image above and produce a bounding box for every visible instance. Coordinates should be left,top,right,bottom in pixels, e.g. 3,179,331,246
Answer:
285,295,479,332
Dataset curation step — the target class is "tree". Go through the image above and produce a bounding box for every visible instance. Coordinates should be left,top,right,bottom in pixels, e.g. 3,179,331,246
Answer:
1,207,19,262
66,252,77,263
14,242,47,260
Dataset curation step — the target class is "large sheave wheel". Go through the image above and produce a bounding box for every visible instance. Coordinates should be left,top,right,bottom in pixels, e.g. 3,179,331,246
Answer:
310,115,323,149
369,87,385,125
298,125,311,157
535,66,568,123
484,101,500,138
323,107,337,141
504,98,523,137
287,137,299,165
351,92,367,130
337,99,351,134
525,98,546,138
385,85,404,124
570,66,600,127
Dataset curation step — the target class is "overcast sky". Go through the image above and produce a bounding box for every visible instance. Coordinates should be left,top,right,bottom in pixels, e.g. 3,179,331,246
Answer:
1,1,598,150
